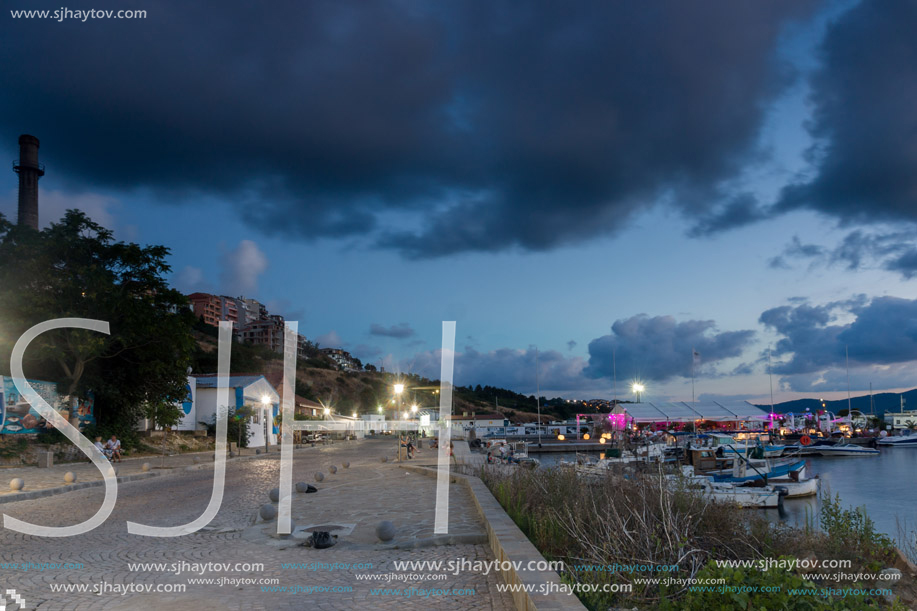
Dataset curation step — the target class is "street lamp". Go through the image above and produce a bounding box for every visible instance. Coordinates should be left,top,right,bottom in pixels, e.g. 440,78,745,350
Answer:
632,382,645,403
323,407,330,417
411,404,418,413
377,405,383,413
261,395,271,452
393,383,405,395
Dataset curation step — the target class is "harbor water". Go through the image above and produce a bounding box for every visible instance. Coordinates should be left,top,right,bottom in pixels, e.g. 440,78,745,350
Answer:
538,447,917,553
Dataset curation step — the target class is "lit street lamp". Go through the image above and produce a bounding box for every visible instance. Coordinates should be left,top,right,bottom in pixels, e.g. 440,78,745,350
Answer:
632,382,645,403
261,395,271,452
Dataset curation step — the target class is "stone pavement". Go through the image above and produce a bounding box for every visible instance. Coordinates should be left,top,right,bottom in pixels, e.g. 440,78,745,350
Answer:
0,445,268,502
0,438,517,610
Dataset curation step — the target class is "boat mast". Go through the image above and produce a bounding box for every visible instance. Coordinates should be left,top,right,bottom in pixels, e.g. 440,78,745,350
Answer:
846,345,852,427
613,348,617,406
535,347,541,446
768,347,775,414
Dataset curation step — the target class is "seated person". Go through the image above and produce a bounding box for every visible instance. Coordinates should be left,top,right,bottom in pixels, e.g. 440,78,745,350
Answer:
107,435,122,462
94,436,112,460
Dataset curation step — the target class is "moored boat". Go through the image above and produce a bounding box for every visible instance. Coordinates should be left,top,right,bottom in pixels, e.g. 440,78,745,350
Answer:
793,440,879,456
877,430,917,447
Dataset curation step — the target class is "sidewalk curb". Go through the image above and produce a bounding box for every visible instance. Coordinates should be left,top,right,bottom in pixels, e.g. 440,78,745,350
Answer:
400,462,586,611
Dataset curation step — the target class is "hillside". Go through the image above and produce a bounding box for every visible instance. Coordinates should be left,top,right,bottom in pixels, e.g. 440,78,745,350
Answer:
760,389,917,418
188,327,587,421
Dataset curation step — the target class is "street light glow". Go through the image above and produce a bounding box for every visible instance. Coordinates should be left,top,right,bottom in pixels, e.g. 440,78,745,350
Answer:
632,383,645,393
323,407,330,415
411,404,418,413
260,395,271,406
377,405,383,413
393,383,404,394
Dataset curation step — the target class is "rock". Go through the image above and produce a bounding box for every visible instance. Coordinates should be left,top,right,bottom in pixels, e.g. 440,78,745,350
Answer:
328,465,337,474
380,456,388,463
342,461,350,469
259,504,277,521
295,481,309,493
314,472,324,482
376,520,396,542
255,449,262,455
141,463,151,472
880,568,902,582
229,451,235,458
9,478,24,491
269,487,280,503
64,472,77,484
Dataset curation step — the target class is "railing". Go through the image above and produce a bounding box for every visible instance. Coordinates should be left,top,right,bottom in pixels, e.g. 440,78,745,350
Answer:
12,159,45,173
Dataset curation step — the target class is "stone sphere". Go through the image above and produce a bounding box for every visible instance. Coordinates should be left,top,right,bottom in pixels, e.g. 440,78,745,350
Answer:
9,478,24,491
141,463,151,472
269,487,280,503
259,503,277,521
376,520,396,542
64,472,77,484
343,461,350,469
380,456,388,463
314,472,325,482
295,481,309,493
328,465,337,474
255,449,262,455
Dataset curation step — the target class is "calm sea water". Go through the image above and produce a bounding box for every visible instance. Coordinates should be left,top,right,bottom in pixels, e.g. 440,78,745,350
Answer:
536,448,917,552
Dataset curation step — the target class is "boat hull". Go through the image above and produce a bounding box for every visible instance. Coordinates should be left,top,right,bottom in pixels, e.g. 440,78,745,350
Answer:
877,437,917,446
767,476,819,498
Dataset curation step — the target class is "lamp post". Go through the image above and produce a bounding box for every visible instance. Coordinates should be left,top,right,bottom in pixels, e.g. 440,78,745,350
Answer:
261,395,271,453
632,383,645,404
393,383,405,460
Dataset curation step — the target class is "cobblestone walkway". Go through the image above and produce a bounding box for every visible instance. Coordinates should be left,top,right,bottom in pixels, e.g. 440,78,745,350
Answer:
0,439,515,610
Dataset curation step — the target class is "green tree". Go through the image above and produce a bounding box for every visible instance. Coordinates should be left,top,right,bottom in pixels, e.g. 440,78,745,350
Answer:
0,211,196,431
144,399,185,467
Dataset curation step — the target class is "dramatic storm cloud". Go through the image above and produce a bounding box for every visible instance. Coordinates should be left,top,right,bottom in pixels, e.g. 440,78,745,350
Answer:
0,0,817,257
584,315,756,382
411,346,599,393
778,0,917,226
760,296,917,387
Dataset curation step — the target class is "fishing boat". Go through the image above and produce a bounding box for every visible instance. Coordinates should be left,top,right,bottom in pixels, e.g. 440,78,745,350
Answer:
685,447,806,484
876,430,917,447
766,470,820,498
671,468,785,508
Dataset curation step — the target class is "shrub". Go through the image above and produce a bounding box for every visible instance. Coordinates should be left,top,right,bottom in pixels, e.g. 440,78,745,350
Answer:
670,558,883,610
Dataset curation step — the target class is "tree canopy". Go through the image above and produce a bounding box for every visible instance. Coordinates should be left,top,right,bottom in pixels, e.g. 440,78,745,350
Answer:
0,210,196,429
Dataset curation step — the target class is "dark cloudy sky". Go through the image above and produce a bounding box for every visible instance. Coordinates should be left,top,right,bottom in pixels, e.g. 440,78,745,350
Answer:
3,0,917,403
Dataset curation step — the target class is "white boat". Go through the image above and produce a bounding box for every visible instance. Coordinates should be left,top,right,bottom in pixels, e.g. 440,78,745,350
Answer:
795,441,879,456
670,468,784,508
767,475,819,498
877,430,917,447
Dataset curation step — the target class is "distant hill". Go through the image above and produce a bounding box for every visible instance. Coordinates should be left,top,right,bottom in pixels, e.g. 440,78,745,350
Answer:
759,389,917,418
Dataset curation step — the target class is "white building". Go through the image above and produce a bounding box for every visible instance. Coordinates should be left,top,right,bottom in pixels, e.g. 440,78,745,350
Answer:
194,375,279,448
887,409,917,430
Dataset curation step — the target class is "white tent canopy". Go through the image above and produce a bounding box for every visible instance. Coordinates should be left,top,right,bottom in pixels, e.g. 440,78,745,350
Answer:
614,401,771,423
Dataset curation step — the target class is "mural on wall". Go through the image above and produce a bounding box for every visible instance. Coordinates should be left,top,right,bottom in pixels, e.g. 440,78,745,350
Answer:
0,375,95,434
